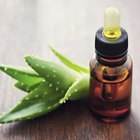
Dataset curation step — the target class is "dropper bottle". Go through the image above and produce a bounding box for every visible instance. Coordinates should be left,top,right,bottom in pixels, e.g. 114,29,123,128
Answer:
89,7,133,123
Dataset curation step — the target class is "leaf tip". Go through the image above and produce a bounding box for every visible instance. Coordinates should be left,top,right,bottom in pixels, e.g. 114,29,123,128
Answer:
48,44,57,54
24,55,30,60
24,55,35,63
48,44,53,49
0,65,7,72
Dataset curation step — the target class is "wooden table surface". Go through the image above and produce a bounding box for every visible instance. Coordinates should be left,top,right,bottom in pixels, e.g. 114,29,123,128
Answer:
0,0,140,140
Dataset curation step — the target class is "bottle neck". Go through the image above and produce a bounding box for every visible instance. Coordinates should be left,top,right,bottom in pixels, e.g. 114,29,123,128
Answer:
96,55,127,67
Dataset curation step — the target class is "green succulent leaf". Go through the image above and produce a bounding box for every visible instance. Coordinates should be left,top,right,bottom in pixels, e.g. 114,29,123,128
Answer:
25,56,80,91
68,74,89,100
0,81,65,123
0,65,43,86
0,50,90,124
60,74,89,103
14,81,42,92
49,45,89,74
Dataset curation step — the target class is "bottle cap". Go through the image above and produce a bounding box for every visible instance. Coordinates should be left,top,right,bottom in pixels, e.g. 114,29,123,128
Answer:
95,7,128,59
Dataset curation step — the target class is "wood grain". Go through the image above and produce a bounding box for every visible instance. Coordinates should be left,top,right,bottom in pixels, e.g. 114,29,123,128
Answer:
0,0,140,140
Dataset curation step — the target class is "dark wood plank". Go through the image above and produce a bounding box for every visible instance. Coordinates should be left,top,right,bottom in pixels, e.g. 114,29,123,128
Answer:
0,0,140,140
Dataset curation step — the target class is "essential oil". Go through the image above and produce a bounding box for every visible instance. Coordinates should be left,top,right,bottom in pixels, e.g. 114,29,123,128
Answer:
89,7,133,123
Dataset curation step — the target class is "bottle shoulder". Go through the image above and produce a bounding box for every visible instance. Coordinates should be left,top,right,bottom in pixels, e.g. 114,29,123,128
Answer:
90,55,133,83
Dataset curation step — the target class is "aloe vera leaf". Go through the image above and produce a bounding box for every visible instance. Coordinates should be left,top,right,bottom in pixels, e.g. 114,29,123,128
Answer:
25,56,80,91
49,45,89,74
0,81,65,123
14,82,30,92
60,74,89,103
0,65,43,86
14,81,42,92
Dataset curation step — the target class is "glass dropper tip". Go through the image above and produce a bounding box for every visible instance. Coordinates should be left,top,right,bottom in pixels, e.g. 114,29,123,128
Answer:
103,7,121,39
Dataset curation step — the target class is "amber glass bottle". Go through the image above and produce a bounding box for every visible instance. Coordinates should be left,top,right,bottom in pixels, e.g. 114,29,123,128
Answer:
89,7,133,123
